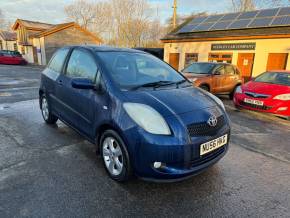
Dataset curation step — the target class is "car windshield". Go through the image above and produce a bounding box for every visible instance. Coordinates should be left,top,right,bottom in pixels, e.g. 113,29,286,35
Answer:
254,72,290,86
97,51,186,90
182,63,215,74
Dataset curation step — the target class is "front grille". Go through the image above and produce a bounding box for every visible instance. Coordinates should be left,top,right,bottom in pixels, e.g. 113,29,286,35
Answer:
245,92,270,99
187,115,225,137
240,101,272,110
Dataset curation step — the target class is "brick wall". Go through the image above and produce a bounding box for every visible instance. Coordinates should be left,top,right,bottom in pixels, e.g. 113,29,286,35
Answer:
44,26,100,63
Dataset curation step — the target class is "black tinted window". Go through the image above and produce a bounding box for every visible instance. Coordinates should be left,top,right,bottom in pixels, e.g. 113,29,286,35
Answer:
66,49,97,81
48,48,69,73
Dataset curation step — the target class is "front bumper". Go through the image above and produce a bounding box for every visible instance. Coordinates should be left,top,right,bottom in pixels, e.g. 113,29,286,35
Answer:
123,119,230,181
234,93,290,116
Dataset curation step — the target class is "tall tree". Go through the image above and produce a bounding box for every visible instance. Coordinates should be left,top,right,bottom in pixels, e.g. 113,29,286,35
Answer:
64,0,97,29
231,0,256,12
230,0,290,12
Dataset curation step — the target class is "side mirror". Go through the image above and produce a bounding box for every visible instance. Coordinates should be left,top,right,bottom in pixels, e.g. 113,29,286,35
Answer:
214,71,221,75
71,78,95,89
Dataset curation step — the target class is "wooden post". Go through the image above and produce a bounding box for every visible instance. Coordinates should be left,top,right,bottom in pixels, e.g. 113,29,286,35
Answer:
173,0,177,28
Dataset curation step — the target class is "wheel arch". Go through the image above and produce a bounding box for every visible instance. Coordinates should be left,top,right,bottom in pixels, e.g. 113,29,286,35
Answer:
199,83,210,91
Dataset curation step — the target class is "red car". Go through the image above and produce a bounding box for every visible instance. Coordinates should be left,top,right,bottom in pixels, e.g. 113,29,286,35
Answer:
0,51,27,65
234,71,290,119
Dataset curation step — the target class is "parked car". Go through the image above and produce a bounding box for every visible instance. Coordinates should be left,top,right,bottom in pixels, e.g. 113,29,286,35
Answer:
134,48,164,60
0,51,27,65
181,62,242,99
234,71,290,119
39,46,230,182
0,50,22,57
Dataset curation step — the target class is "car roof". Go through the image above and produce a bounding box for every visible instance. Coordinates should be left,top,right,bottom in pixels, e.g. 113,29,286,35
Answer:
63,45,146,54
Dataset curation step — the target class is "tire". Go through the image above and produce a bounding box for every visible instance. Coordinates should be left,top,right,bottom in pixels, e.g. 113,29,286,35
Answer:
199,85,209,92
100,130,132,182
40,94,58,124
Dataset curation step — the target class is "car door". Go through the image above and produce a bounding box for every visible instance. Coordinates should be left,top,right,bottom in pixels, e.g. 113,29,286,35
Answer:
224,64,239,93
55,48,99,138
212,65,226,93
42,48,70,116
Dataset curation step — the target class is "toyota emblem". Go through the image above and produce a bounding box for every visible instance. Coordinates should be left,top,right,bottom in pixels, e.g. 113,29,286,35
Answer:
207,115,218,127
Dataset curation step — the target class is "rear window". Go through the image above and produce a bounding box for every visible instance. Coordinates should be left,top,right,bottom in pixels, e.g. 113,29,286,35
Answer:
254,72,290,86
48,48,70,73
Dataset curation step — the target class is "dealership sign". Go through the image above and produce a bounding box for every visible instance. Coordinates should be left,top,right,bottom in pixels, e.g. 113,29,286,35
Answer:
211,43,256,50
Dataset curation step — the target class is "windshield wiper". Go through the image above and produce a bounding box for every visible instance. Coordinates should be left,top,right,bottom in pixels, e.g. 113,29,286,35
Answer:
131,81,176,90
175,79,190,88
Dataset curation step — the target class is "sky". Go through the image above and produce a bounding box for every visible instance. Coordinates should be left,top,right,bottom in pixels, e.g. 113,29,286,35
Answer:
0,0,230,25
0,0,289,25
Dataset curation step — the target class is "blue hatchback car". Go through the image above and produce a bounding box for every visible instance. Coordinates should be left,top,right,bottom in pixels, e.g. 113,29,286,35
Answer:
39,46,230,182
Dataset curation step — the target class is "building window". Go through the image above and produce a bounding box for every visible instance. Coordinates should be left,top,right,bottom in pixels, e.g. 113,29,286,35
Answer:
0,40,2,50
185,53,198,67
208,53,232,63
14,43,18,51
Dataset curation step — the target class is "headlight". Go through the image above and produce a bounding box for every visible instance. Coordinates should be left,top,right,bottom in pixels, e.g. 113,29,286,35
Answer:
273,94,290,101
235,86,242,94
188,78,197,83
123,103,171,135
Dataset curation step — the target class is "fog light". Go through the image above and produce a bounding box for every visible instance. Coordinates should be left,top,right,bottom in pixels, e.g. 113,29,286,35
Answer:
277,107,288,111
153,162,162,169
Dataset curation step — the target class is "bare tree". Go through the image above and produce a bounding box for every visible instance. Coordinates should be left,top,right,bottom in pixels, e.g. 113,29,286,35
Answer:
231,0,256,12
64,0,97,29
64,0,168,47
230,0,290,12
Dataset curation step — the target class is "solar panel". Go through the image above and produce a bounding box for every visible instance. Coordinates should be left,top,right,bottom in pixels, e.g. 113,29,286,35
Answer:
220,13,241,21
277,7,290,16
228,19,252,29
193,22,215,31
176,7,290,34
248,17,273,27
256,8,279,18
271,15,290,26
210,21,232,30
189,16,208,24
204,15,224,22
238,11,258,19
177,25,196,33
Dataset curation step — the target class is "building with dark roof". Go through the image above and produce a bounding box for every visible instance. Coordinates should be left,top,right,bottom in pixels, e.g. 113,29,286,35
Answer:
12,19,102,65
161,7,290,80
0,30,17,51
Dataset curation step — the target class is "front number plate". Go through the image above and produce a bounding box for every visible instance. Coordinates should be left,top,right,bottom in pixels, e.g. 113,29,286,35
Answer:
244,98,264,106
200,134,228,156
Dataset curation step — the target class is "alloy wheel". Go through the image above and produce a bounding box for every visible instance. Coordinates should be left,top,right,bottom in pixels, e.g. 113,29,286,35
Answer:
102,137,124,176
41,97,49,120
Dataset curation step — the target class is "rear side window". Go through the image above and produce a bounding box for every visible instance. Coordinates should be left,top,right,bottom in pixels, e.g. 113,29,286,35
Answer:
66,49,97,81
215,65,225,75
48,48,69,73
225,65,235,75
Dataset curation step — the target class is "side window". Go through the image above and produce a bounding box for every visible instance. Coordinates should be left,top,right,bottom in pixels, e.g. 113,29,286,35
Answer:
215,65,225,75
66,49,97,81
48,48,69,73
225,65,235,75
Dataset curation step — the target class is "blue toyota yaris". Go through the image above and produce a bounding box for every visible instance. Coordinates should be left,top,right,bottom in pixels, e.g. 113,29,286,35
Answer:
39,46,230,182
